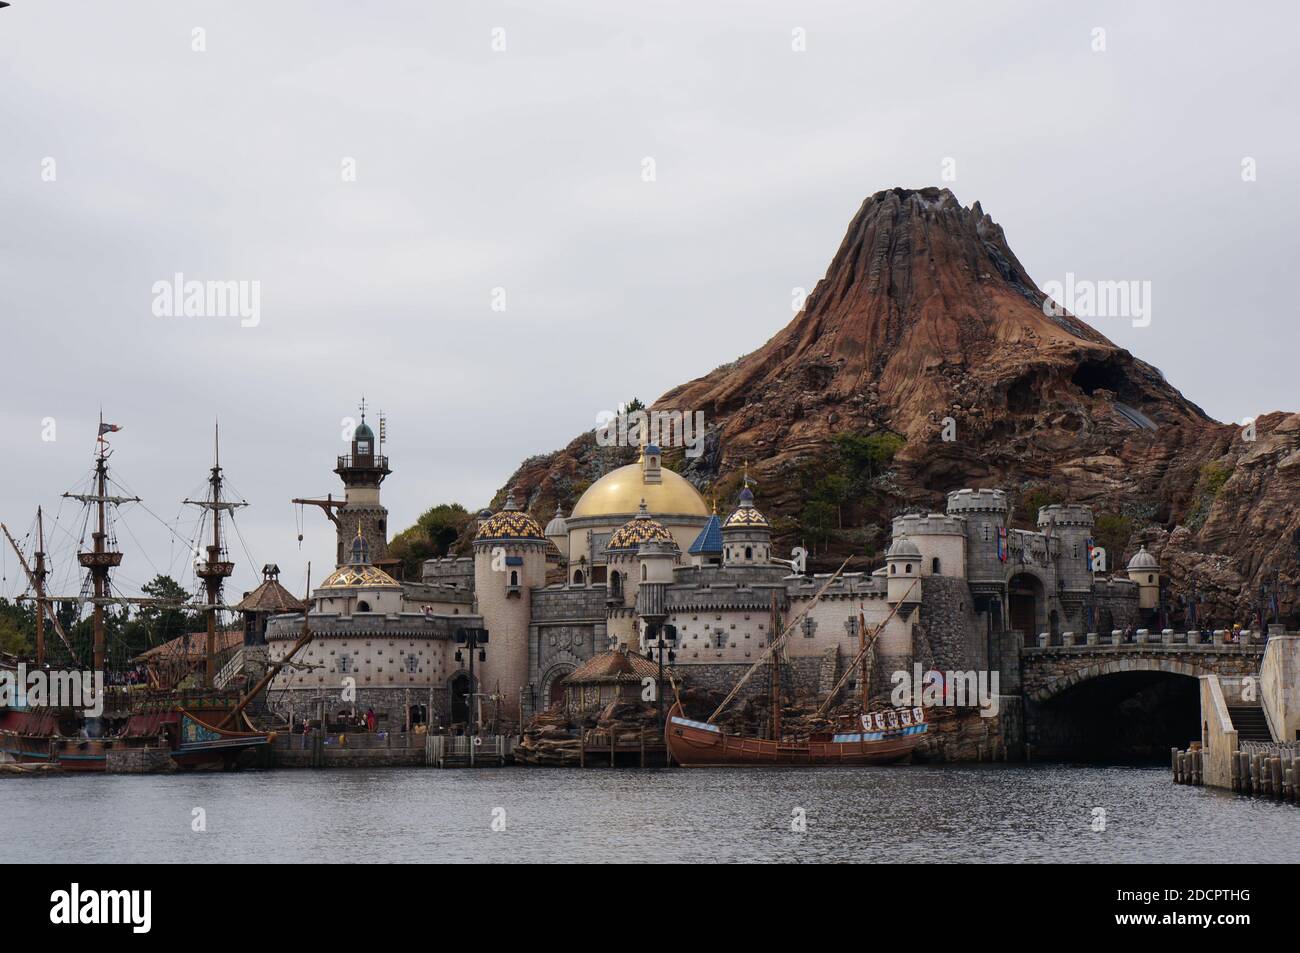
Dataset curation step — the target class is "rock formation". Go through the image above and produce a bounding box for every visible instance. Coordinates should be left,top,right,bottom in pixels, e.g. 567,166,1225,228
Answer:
489,187,1300,625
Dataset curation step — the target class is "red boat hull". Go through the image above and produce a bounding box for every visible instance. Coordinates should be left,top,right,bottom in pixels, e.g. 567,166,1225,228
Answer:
664,702,926,767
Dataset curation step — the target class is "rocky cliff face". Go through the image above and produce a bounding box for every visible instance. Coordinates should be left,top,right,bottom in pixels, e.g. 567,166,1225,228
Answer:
492,187,1300,624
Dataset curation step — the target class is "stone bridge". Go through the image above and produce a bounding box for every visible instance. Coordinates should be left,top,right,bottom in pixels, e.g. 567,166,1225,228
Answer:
1015,630,1267,759
1020,636,1264,703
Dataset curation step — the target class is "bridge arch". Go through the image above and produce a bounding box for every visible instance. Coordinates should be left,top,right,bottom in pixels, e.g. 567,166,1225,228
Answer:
1027,658,1208,703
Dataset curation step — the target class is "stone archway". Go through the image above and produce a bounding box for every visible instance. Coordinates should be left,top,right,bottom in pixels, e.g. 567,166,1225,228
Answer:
1025,659,1207,761
540,663,576,711
448,672,476,727
1008,572,1046,646
1027,658,1209,704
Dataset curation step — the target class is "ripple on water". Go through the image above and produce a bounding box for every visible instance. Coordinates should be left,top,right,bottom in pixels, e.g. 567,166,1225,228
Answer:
1,765,1296,863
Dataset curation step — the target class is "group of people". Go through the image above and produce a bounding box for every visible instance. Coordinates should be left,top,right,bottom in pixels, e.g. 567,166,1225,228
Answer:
299,707,378,735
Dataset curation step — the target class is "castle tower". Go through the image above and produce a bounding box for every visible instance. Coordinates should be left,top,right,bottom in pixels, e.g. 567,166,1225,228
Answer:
1125,545,1161,611
721,487,771,566
885,536,923,605
472,489,547,711
946,488,1009,585
605,501,678,649
1037,503,1095,593
334,405,391,567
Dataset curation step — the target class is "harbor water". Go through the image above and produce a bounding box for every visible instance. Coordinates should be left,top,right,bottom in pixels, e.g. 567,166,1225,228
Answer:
1,764,1295,863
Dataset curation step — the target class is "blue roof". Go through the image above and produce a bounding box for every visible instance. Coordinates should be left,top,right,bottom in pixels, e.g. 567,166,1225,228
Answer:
688,514,722,555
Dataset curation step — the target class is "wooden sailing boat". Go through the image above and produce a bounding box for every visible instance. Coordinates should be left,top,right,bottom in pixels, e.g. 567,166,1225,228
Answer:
0,420,314,771
665,565,927,767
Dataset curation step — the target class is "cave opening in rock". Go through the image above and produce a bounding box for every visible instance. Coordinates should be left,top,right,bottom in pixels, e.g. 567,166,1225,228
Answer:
1071,357,1131,397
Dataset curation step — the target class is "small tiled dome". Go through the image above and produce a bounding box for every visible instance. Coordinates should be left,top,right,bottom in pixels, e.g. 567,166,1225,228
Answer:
475,490,546,542
608,501,676,551
723,486,768,528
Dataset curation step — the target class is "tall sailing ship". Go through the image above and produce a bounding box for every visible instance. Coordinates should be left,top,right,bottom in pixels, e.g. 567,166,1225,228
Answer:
665,568,929,767
0,418,307,771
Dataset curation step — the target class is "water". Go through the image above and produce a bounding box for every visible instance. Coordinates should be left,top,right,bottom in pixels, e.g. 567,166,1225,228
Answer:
1,765,1296,863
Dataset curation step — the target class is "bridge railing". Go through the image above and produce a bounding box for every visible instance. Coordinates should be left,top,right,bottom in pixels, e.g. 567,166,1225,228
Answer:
1021,628,1275,653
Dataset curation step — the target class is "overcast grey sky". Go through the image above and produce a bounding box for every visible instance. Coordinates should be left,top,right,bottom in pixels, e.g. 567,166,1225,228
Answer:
2,0,1296,601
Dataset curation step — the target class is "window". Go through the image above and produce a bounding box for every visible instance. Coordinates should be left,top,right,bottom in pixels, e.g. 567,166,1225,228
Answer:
931,557,940,574
404,655,418,674
890,564,897,574
642,565,647,581
905,563,913,573
509,570,519,587
610,572,622,597
573,569,585,586
339,654,353,673
356,599,371,613
714,630,728,649
745,547,753,560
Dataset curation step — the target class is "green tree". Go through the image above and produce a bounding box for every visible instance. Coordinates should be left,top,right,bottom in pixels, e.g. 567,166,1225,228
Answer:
132,575,196,655
389,503,472,578
0,614,30,657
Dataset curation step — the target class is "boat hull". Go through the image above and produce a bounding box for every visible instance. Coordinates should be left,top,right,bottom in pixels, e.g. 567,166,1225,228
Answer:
664,702,926,767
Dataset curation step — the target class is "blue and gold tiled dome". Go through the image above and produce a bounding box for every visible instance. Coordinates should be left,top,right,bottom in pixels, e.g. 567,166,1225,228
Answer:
607,500,676,551
723,486,768,528
475,490,546,542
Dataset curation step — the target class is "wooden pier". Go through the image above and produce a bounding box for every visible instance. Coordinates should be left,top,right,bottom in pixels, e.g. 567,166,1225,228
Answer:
578,727,669,768
1172,742,1300,803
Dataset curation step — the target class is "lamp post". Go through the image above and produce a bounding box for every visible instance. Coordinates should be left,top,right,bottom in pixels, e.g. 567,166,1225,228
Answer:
454,626,489,735
643,622,677,724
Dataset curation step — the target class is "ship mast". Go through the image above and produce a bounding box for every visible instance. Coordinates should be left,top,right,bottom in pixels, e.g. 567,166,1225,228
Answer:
184,423,245,688
33,508,46,667
64,418,136,675
1,513,79,665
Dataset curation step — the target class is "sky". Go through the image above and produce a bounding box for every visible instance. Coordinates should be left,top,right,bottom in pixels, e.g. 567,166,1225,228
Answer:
1,0,1297,603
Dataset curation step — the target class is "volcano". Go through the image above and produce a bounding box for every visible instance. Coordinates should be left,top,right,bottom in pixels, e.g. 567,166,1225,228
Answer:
490,187,1300,623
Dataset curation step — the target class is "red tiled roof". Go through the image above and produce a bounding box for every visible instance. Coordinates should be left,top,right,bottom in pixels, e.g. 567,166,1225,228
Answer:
133,629,242,663
564,648,673,685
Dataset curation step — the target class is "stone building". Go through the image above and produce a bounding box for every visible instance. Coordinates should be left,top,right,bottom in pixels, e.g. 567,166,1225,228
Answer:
259,412,1142,732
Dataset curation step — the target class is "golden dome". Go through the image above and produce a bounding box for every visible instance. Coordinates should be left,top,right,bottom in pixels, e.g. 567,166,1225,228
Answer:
319,564,401,589
571,464,708,519
607,502,677,551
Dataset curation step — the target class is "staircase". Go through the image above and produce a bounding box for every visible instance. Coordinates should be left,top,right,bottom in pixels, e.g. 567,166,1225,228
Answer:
214,647,246,690
1228,705,1273,743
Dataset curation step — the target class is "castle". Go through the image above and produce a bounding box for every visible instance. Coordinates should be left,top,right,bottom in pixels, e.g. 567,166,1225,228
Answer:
259,416,1157,731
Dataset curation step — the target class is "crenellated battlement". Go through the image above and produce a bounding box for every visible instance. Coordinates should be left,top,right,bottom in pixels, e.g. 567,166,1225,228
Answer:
946,488,1009,515
893,512,967,537
1037,503,1094,529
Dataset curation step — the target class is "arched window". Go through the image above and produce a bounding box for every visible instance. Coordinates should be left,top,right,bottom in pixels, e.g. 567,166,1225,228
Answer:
356,600,371,613
905,563,913,574
890,564,897,574
931,557,940,574
509,570,519,587
573,569,585,586
1147,574,1154,584
641,565,647,581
